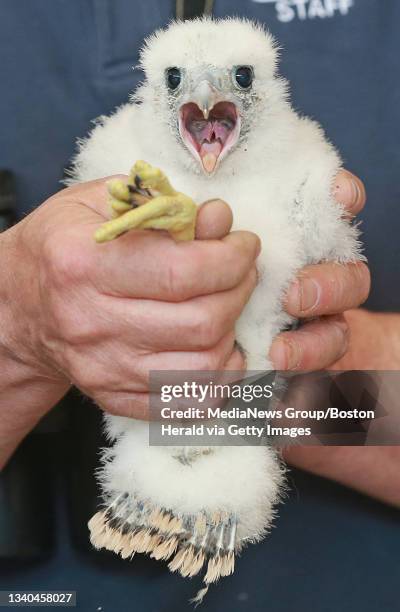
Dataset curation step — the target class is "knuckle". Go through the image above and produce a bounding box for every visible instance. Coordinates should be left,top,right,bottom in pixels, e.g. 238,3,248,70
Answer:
326,262,369,310
189,306,220,348
42,231,91,286
193,348,222,371
63,320,98,346
49,296,99,346
230,231,260,263
224,241,245,276
162,251,194,301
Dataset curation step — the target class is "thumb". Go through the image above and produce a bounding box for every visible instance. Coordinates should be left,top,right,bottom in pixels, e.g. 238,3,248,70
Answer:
195,199,233,240
334,169,366,217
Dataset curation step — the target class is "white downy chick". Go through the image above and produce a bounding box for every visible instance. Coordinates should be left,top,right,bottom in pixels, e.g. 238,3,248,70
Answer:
69,18,362,602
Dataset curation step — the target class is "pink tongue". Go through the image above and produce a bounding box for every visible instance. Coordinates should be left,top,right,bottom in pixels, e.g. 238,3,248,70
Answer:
199,141,222,174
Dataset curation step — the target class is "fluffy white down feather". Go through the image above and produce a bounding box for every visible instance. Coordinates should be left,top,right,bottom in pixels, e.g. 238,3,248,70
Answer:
69,18,362,544
101,418,284,544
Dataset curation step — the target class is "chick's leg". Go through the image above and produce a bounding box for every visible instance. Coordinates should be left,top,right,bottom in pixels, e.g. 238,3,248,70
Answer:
109,198,133,217
132,160,178,197
139,193,197,241
95,193,197,243
105,162,179,220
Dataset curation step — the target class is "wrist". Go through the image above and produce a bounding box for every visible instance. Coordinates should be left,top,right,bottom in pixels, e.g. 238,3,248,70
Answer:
0,225,70,467
0,220,66,381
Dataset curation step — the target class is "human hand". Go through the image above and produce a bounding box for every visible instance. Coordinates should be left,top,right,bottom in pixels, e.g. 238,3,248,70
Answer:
268,172,400,507
269,169,370,371
281,310,400,507
1,178,259,420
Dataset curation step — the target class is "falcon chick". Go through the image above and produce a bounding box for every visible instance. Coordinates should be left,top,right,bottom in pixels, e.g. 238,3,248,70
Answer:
69,17,362,601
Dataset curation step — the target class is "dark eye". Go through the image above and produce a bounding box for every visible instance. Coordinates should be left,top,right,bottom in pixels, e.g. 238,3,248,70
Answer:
234,66,253,89
166,67,182,90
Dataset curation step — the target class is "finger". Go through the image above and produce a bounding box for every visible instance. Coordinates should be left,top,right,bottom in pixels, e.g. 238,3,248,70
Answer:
223,346,246,371
71,330,236,400
96,355,246,420
89,227,260,301
109,267,257,351
195,199,233,240
269,315,349,371
60,181,259,301
93,338,245,420
285,261,370,318
95,391,152,420
333,169,366,217
139,330,237,373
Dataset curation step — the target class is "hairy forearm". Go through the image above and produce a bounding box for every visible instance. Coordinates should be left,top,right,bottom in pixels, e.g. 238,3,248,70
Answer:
0,226,69,468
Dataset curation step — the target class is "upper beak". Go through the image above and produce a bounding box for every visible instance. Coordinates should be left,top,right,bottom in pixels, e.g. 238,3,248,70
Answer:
184,70,226,119
178,71,241,175
191,79,220,119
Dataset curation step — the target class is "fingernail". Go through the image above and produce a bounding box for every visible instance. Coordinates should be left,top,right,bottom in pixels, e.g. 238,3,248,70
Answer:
287,278,320,313
202,198,223,206
269,338,302,370
301,278,321,312
333,319,350,357
332,317,349,336
334,175,361,214
255,236,262,258
349,179,362,213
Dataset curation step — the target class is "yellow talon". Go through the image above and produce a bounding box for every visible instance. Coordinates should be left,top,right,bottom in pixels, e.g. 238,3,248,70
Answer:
94,161,197,243
107,179,131,203
109,198,133,218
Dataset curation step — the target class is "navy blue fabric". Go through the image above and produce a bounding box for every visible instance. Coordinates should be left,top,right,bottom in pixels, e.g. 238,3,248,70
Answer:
0,2,399,611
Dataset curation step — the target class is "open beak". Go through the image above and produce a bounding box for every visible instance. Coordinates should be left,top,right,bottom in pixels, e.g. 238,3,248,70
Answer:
178,79,241,175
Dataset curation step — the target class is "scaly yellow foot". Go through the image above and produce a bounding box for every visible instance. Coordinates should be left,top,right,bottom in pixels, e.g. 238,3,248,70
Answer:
94,161,197,243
